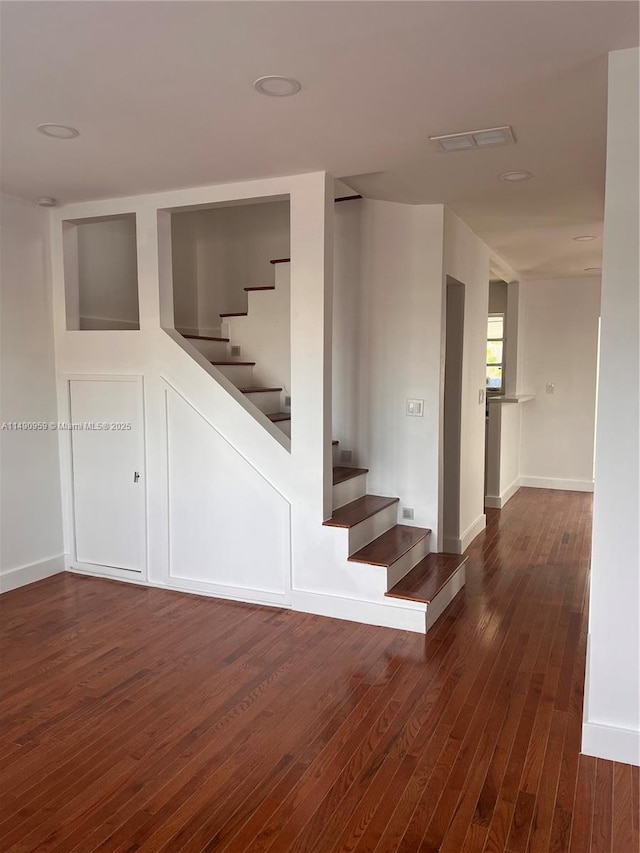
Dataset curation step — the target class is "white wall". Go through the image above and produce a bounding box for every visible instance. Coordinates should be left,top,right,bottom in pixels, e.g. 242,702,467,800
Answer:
77,217,140,330
519,277,600,491
583,47,640,767
0,195,64,591
443,209,491,552
171,200,290,335
355,200,445,541
170,212,199,333
332,198,363,458
485,401,522,508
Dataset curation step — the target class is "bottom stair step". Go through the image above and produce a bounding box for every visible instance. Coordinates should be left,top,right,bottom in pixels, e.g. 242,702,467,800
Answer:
348,525,430,567
385,553,468,603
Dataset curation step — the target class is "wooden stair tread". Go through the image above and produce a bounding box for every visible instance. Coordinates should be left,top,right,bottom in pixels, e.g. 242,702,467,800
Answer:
210,361,256,366
267,412,291,423
349,525,430,567
269,258,291,265
324,495,399,529
385,553,468,604
333,466,369,486
183,334,230,342
240,386,283,394
245,286,275,292
220,312,247,318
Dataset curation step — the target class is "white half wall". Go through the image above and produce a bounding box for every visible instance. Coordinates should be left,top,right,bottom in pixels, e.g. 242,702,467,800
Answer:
520,277,600,491
583,47,640,767
0,195,64,592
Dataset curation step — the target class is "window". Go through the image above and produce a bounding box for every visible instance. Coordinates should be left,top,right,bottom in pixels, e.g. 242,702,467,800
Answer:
486,314,505,392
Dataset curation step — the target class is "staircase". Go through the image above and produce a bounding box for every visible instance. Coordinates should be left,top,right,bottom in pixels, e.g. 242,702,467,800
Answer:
180,262,292,437
179,249,467,634
325,463,468,631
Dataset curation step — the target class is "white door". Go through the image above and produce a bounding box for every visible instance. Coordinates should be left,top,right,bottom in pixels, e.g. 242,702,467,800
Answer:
69,376,145,573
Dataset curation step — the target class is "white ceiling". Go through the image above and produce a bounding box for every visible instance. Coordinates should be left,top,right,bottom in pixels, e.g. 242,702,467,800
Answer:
1,1,638,279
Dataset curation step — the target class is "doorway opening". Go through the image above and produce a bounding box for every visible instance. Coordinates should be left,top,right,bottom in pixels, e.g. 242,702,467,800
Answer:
442,276,465,551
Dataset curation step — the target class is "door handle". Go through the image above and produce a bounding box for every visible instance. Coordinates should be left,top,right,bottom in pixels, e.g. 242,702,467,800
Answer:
133,471,140,483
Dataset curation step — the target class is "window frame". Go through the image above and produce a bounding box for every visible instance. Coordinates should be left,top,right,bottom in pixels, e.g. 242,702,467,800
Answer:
486,312,506,395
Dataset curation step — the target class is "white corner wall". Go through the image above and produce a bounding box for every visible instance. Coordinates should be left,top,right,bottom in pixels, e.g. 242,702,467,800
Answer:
583,47,640,767
0,195,64,591
443,209,490,552
519,277,600,491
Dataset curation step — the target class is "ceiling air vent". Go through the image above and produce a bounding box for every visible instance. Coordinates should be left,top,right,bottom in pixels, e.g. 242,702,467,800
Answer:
430,125,515,152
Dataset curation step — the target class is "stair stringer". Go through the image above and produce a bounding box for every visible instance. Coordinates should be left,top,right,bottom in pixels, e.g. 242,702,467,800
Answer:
166,328,290,451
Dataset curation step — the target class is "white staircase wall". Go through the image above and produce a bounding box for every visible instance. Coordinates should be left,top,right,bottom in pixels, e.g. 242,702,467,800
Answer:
165,386,289,604
224,264,291,395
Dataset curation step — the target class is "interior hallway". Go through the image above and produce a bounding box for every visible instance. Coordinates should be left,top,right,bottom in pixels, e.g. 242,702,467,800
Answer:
0,488,637,852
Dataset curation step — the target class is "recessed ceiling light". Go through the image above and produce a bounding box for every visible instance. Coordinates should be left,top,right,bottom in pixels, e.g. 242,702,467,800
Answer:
584,267,602,272
498,170,533,182
573,235,597,242
253,76,301,97
37,123,79,139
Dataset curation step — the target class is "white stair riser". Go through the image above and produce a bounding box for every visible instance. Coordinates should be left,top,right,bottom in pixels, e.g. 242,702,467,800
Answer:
332,444,340,466
333,474,367,510
213,364,255,388
426,563,466,632
243,390,282,415
348,503,399,555
386,535,430,588
187,339,230,361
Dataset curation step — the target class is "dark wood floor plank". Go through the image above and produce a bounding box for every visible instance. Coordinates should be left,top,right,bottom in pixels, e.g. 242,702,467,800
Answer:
0,488,636,853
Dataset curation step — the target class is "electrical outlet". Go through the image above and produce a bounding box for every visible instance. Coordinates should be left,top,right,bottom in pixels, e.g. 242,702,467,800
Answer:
284,395,291,408
402,507,414,520
406,399,424,417
340,449,353,463
230,345,241,357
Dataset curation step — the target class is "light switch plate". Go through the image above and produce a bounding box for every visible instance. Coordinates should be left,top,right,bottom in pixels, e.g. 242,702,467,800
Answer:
478,389,485,404
406,399,424,417
545,383,555,395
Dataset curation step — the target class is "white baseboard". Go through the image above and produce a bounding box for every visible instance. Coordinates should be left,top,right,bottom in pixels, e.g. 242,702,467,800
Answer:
0,555,65,593
520,476,594,492
485,477,521,509
582,720,640,767
291,589,427,634
443,513,486,555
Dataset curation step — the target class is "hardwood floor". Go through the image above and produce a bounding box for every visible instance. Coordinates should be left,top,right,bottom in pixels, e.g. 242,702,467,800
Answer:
0,488,637,852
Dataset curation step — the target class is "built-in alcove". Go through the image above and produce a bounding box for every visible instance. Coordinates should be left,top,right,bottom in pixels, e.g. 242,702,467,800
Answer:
166,196,292,438
170,198,290,337
63,214,140,331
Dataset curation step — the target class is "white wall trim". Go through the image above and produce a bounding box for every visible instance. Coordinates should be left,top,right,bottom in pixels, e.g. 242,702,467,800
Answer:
520,476,594,492
444,513,486,554
0,555,65,593
291,589,427,634
79,314,139,330
485,477,521,509
582,720,640,767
